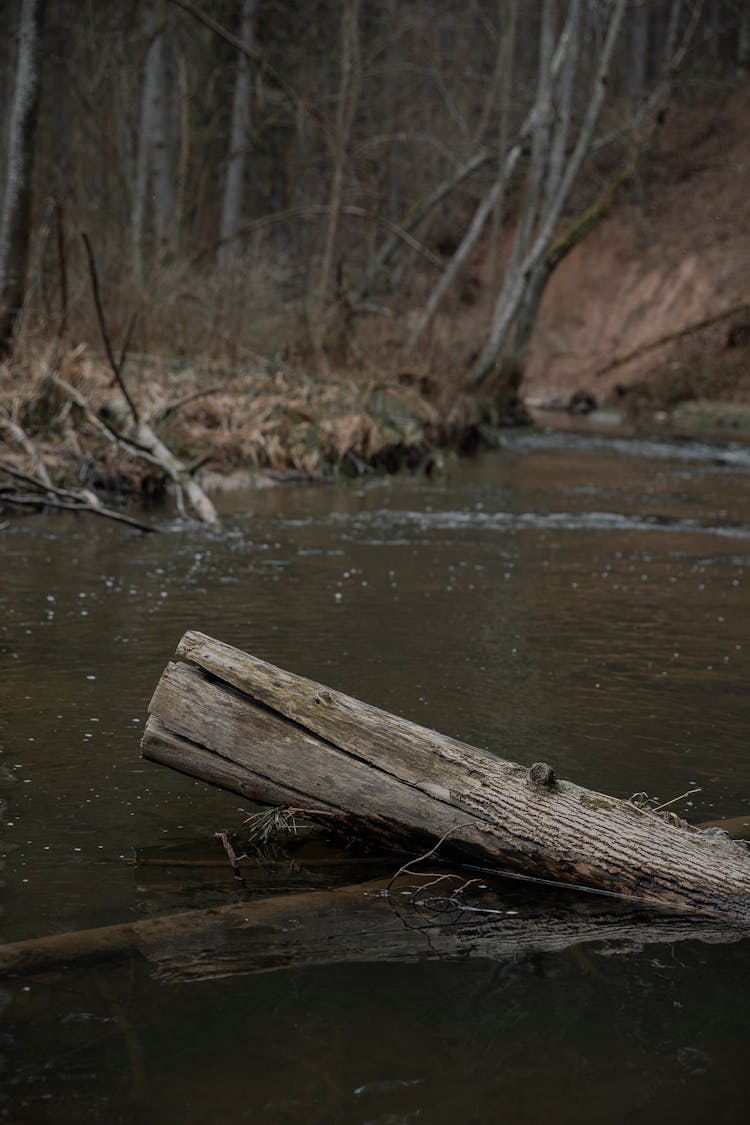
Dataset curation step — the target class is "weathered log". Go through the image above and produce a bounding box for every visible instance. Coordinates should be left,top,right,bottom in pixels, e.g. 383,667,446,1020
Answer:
0,875,743,982
141,631,750,921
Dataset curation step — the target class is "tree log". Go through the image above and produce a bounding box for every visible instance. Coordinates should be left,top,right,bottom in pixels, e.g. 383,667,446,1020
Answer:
141,631,750,921
0,875,743,983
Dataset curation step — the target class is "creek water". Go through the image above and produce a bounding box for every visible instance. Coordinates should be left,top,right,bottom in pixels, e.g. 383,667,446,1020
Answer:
2,429,750,1124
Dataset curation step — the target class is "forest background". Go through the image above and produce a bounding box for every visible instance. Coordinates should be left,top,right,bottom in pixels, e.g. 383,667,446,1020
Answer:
1,0,749,510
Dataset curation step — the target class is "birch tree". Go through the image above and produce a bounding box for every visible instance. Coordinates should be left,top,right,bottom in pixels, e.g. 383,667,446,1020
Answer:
406,0,521,351
408,0,578,352
217,0,256,268
0,0,45,354
469,0,627,387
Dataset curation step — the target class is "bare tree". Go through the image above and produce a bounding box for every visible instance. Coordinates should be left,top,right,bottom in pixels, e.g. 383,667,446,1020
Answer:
469,0,627,388
217,0,256,268
310,0,361,362
0,0,735,373
150,2,174,255
131,0,174,278
408,0,577,352
132,1,158,281
738,2,750,68
406,1,522,351
0,0,45,354
629,1,650,103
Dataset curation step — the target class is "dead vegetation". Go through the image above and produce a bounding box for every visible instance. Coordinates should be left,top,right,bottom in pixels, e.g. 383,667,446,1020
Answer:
0,342,502,512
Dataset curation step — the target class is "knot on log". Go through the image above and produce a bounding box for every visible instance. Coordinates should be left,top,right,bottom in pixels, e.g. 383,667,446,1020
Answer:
528,762,556,790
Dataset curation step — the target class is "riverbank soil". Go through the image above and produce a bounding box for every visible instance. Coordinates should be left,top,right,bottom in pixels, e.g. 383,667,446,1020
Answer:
522,87,750,425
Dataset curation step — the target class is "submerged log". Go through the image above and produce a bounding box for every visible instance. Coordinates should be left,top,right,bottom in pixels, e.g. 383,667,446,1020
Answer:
141,631,750,921
0,875,744,982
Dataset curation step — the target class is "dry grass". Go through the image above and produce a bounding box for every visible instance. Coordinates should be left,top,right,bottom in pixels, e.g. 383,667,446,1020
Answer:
0,333,497,499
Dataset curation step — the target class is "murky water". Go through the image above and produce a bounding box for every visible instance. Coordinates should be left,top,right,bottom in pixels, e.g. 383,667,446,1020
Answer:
2,430,750,1124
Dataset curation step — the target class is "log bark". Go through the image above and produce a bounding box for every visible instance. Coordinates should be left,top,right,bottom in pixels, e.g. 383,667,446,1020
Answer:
141,631,750,921
1,875,743,983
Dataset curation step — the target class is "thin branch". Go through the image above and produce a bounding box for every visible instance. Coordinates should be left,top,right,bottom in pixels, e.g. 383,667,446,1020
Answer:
54,199,68,342
214,830,244,880
197,204,442,271
0,461,68,494
118,310,137,377
49,374,166,468
80,232,139,425
0,477,158,533
653,789,702,814
155,384,225,425
167,0,318,125
355,148,494,302
386,821,476,893
0,415,53,487
595,301,750,378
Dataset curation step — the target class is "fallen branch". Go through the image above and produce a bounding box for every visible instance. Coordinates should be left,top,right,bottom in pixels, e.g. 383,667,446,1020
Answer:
0,462,157,532
0,490,157,532
78,237,221,527
595,300,750,378
0,415,52,486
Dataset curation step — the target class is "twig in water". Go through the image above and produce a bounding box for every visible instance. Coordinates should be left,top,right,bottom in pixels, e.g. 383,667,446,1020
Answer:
386,821,476,894
214,830,245,882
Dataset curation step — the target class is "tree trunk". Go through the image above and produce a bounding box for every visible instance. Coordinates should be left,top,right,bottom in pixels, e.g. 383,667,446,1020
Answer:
469,0,626,388
629,0,650,103
488,0,519,287
0,0,45,354
309,0,361,363
217,0,255,268
739,3,750,68
408,0,578,351
150,2,174,255
141,631,750,922
131,1,158,281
